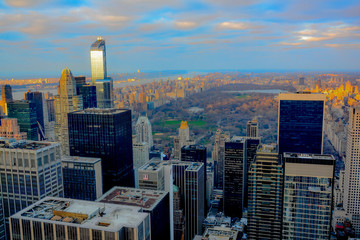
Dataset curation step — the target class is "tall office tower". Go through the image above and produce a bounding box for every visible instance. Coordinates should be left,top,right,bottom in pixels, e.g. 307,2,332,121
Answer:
54,68,83,155
45,96,55,122
282,153,335,240
173,121,191,159
248,144,283,240
246,118,258,137
68,108,134,192
0,118,26,140
10,197,151,240
62,156,102,201
74,76,97,109
133,142,149,188
7,100,38,141
90,37,107,84
96,79,113,108
0,201,4,240
0,139,63,234
135,116,154,150
344,107,360,236
212,129,230,189
224,137,246,218
173,184,185,240
24,91,46,140
97,187,170,240
0,84,13,115
278,92,325,155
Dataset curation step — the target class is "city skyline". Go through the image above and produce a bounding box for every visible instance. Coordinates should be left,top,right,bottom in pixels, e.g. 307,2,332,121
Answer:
0,0,360,78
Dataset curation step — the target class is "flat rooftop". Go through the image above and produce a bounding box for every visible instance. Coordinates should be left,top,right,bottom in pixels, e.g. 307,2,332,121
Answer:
0,138,56,150
11,197,147,231
258,144,278,153
182,144,206,150
279,92,325,101
139,160,202,172
97,187,168,211
203,226,239,240
284,152,334,160
62,156,101,164
71,108,129,115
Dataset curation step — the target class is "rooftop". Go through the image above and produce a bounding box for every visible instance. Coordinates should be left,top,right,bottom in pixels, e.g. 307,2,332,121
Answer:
97,187,168,211
0,138,56,150
139,160,203,172
71,108,129,115
284,152,334,160
61,156,101,164
203,226,239,240
11,197,147,231
90,37,105,50
182,144,206,150
258,144,278,153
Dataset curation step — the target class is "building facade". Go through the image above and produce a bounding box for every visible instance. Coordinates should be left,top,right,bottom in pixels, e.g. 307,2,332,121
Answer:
246,118,259,138
282,152,335,240
62,156,102,201
248,144,283,240
24,91,46,140
278,92,325,155
133,142,149,188
135,116,153,150
173,121,190,159
54,68,83,155
90,37,107,84
0,84,13,116
344,107,360,236
212,129,230,190
0,118,26,140
68,108,134,192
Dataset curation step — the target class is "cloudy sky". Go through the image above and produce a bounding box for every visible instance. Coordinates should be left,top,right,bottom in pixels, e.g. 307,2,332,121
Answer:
0,0,360,78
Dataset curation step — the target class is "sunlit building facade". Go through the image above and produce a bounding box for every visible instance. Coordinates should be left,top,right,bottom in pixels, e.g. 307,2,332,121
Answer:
135,116,153,150
282,152,334,240
90,37,107,84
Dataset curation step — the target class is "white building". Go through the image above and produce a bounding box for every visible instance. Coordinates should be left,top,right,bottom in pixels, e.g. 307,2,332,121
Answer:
135,116,153,150
133,142,149,188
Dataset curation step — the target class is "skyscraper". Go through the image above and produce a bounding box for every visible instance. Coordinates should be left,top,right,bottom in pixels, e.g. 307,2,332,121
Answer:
282,152,335,239
24,91,46,140
173,121,192,159
10,197,151,240
68,108,134,192
248,144,283,240
344,107,360,236
74,76,97,109
135,116,154,150
7,100,38,141
278,92,325,155
133,142,149,188
54,68,83,155
246,118,258,137
212,129,230,189
90,37,107,84
224,137,246,218
90,37,113,108
0,139,63,235
62,156,102,201
0,84,13,116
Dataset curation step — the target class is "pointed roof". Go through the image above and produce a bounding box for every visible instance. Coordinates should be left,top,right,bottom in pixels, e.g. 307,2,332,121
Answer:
180,121,189,129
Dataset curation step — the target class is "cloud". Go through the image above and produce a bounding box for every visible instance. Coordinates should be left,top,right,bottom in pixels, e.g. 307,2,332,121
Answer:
217,21,256,31
4,0,48,7
280,42,302,46
174,21,198,29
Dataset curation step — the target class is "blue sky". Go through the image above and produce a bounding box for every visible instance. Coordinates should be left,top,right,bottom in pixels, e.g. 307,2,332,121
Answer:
0,0,359,78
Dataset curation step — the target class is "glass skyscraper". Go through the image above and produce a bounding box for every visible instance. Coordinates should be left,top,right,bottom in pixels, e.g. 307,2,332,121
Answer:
282,152,334,240
24,91,46,140
7,100,38,141
278,92,325,155
68,108,134,192
90,37,107,84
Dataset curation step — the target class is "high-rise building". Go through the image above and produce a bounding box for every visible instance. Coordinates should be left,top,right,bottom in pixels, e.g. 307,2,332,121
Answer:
224,137,246,218
54,68,83,155
0,118,26,140
282,152,335,240
79,84,97,109
97,187,170,240
68,108,134,192
0,200,5,240
62,156,102,201
246,118,258,137
248,144,283,240
45,95,55,122
344,107,360,236
24,91,46,140
0,139,63,235
138,160,204,240
173,121,192,159
95,78,113,108
7,100,38,141
0,84,13,115
90,37,107,85
10,197,151,240
135,116,153,150
278,92,325,155
212,129,230,190
133,142,149,188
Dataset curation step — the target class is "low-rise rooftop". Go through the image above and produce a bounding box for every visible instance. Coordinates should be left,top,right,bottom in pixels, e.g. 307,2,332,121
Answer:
11,197,147,231
61,156,101,164
97,187,168,211
71,108,129,115
284,152,334,160
0,138,55,150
